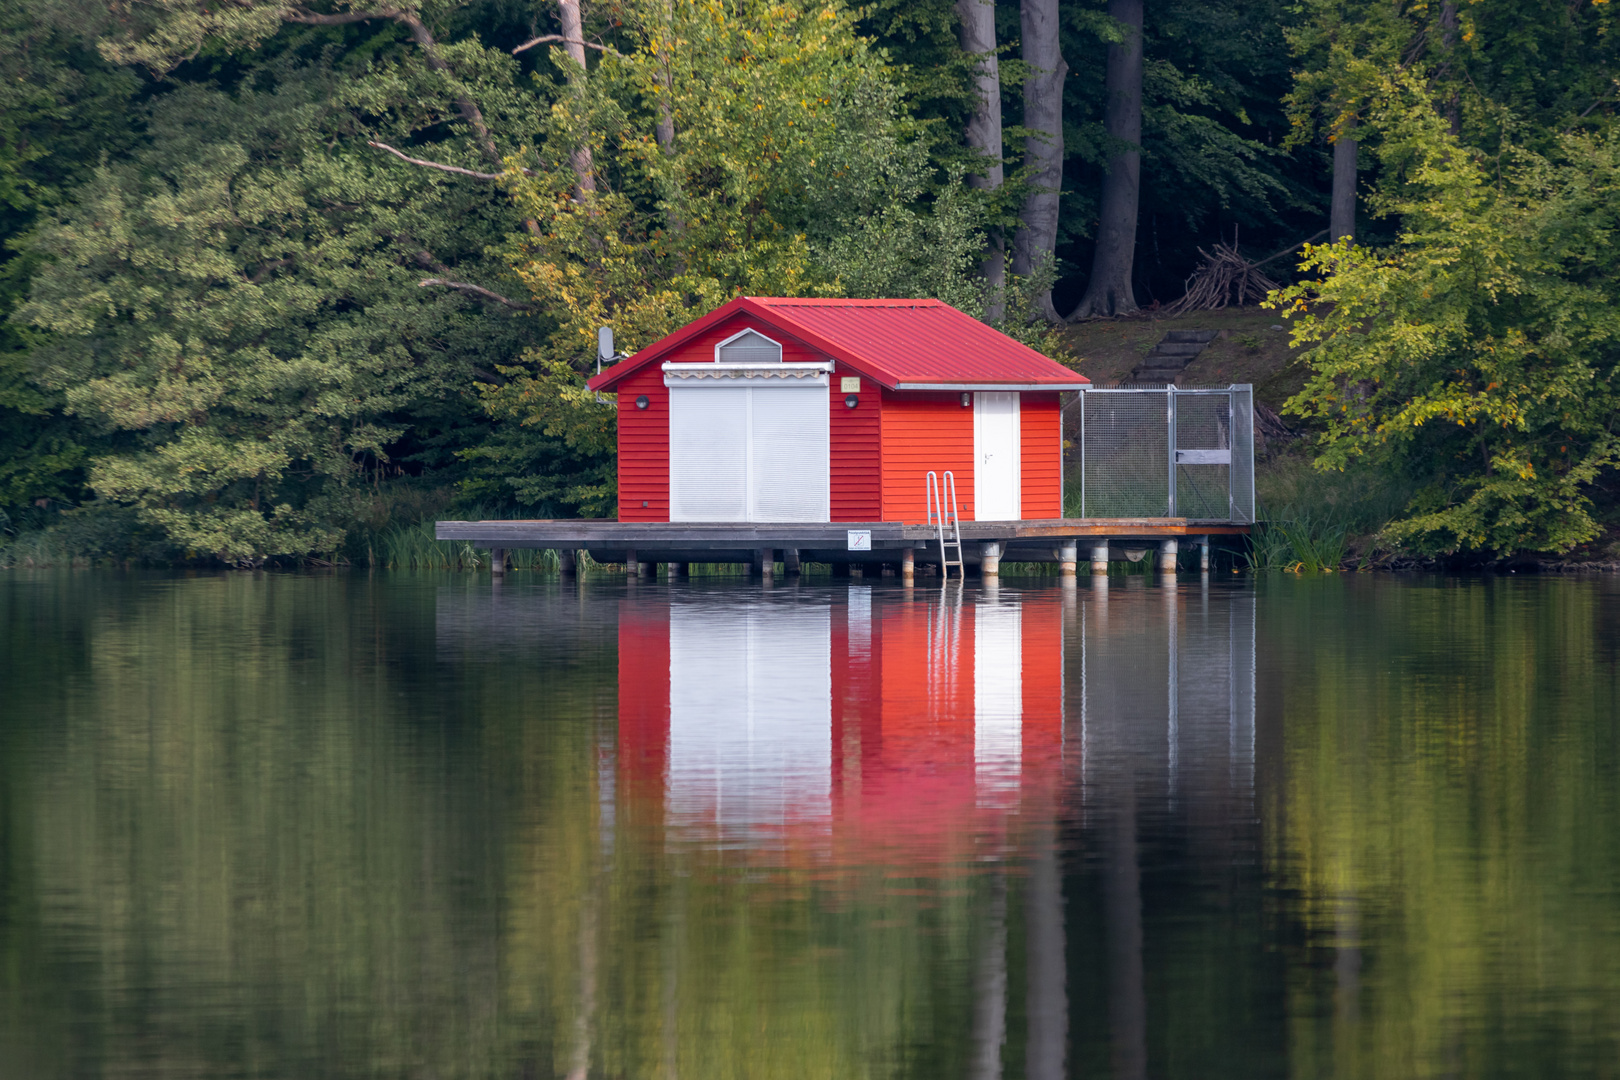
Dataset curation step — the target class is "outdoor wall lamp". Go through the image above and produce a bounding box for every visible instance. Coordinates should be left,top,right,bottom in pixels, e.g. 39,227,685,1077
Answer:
961,393,971,407
635,395,650,409
844,394,859,409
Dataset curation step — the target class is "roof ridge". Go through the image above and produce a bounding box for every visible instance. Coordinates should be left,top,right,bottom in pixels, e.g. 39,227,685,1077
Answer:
752,296,944,307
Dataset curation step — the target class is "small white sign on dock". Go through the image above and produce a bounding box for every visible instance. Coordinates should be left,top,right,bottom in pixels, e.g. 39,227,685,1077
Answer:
847,530,872,551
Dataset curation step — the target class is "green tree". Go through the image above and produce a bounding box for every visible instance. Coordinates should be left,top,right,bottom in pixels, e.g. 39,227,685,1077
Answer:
1273,75,1620,555
20,67,534,561
468,0,1024,513
0,0,140,514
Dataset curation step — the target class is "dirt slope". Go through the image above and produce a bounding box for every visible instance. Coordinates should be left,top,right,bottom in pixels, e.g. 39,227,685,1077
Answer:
1062,306,1308,411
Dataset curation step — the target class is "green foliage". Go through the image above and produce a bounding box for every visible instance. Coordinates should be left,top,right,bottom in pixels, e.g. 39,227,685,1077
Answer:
0,0,141,511
19,66,532,561
1243,517,1348,573
1273,73,1620,555
476,0,1067,510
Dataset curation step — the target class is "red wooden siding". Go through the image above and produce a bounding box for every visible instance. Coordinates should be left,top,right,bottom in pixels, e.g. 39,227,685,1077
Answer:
879,392,976,523
1019,393,1063,519
830,361,880,521
616,363,670,521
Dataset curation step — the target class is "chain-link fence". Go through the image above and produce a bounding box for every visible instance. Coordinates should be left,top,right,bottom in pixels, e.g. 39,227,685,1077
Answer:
1077,386,1255,523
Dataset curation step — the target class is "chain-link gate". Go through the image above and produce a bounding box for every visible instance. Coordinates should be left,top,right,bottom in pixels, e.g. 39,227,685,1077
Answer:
1077,386,1255,523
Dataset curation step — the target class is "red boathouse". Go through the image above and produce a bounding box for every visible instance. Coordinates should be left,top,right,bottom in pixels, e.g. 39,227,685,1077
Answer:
585,297,1090,524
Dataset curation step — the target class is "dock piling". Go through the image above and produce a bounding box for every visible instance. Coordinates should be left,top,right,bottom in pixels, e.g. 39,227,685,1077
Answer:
901,548,915,586
1091,543,1109,576
1058,542,1078,579
490,548,505,576
558,549,577,576
1199,535,1211,573
980,542,1003,578
1159,539,1179,582
785,548,802,576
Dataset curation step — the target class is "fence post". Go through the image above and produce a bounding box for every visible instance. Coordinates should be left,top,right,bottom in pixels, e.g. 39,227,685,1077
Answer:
1078,390,1086,518
1166,388,1178,517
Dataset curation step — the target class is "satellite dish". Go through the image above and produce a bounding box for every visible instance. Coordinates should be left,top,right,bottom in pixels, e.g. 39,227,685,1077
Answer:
598,326,614,362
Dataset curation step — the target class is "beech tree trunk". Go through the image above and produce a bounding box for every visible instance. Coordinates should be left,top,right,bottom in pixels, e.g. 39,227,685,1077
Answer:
969,871,1009,1080
1440,2,1462,136
956,0,1006,319
556,0,597,197
1011,0,1067,324
1067,0,1143,320
1107,783,1147,1080
1330,122,1356,244
1025,820,1068,1080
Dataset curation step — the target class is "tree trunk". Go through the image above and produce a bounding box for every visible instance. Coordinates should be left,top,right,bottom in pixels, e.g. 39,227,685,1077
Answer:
556,0,597,197
969,871,1009,1080
1066,0,1143,320
1011,0,1067,324
1107,782,1147,1080
1330,120,1357,244
956,0,1006,319
1025,819,1068,1080
1439,2,1462,136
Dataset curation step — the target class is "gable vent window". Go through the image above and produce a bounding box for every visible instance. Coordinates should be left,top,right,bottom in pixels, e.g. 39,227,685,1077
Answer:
716,329,783,365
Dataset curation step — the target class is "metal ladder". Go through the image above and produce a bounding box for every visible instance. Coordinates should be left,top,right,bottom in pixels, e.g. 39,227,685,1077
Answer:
925,470,965,579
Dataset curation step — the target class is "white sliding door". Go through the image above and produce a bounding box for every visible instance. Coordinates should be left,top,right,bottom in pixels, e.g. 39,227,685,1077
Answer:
669,386,748,521
973,391,1021,521
668,384,829,522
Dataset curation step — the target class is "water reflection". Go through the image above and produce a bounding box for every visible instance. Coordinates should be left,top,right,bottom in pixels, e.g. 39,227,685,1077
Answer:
6,573,1620,1079
614,587,1079,860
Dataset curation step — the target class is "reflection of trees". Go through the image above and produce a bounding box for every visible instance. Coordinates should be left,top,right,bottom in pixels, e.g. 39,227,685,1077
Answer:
0,577,1077,1080
1265,579,1620,1078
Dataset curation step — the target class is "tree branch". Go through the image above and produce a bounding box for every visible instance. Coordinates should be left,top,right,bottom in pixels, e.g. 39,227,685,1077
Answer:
283,7,402,26
1253,229,1330,268
418,278,531,309
368,140,537,179
512,34,620,56
392,12,504,166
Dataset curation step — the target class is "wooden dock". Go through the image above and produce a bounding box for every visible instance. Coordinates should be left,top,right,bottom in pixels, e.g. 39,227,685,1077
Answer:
434,518,1250,577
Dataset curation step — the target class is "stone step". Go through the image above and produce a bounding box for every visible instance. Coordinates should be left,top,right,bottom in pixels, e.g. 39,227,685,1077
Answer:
1149,342,1206,357
1163,329,1220,344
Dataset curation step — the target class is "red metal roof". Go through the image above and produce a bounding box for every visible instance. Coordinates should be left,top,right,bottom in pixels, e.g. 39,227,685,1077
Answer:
587,297,1088,392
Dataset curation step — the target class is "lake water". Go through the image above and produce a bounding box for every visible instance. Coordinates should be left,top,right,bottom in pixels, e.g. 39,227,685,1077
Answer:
2,571,1618,1079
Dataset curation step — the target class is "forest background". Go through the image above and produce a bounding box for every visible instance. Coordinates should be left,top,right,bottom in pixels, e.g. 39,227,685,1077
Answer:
2,0,1618,567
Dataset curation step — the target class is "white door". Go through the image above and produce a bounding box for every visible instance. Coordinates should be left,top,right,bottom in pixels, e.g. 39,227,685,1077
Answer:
668,385,829,522
973,391,1021,520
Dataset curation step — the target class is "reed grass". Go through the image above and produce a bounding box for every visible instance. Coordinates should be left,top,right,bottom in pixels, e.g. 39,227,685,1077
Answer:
1243,516,1348,573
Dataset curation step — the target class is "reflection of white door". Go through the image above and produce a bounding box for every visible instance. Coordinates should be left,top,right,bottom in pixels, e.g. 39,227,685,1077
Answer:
973,392,1021,520
974,600,1022,789
668,385,830,522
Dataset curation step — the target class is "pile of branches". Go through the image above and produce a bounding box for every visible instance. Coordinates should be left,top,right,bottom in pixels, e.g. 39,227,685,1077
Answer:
1161,240,1281,316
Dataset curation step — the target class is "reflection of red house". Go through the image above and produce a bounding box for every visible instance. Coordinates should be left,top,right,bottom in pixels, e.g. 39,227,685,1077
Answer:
586,298,1089,524
617,592,1066,858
